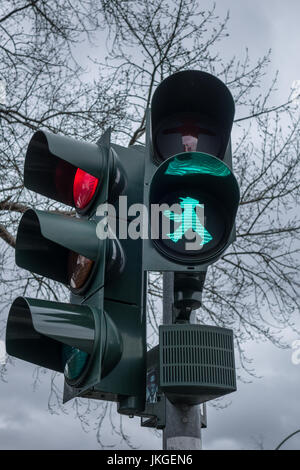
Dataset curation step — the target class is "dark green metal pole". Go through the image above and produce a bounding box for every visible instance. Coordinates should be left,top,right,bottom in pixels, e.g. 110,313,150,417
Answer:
162,272,202,450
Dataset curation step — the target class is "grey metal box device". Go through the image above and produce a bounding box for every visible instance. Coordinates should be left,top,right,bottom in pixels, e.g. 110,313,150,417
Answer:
159,324,236,404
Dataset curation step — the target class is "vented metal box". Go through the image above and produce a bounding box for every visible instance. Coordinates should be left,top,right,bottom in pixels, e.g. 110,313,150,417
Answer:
159,324,236,404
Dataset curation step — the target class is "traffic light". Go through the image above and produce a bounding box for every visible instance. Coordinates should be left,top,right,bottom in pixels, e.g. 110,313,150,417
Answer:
143,70,240,272
141,70,239,408
6,129,147,414
5,70,239,423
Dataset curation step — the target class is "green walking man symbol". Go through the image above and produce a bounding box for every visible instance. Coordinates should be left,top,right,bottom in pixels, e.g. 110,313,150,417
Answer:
163,196,213,248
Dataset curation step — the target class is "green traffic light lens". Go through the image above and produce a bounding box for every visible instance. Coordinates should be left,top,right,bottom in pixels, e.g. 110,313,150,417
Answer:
164,152,231,177
149,151,240,264
62,345,89,382
163,196,213,246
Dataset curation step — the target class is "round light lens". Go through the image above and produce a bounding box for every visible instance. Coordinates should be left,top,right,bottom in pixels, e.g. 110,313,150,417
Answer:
154,112,221,162
62,345,89,382
73,168,99,210
68,251,94,290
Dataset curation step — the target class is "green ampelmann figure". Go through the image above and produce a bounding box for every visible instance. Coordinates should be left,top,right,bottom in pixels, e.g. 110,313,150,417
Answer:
163,196,212,247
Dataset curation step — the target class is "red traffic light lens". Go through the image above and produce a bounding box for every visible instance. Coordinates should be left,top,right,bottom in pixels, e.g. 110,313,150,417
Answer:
73,168,99,210
68,251,94,290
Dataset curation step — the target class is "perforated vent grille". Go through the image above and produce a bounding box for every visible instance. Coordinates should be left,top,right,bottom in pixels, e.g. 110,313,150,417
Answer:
160,325,235,389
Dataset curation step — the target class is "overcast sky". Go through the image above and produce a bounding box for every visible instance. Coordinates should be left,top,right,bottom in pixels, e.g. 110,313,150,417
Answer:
1,0,299,450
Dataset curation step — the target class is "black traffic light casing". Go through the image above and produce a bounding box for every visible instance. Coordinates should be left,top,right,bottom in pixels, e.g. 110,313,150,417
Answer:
6,128,147,414
143,70,240,272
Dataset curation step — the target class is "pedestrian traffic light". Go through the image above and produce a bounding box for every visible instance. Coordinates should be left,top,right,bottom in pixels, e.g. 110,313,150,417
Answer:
6,129,147,415
143,70,240,272
141,70,238,409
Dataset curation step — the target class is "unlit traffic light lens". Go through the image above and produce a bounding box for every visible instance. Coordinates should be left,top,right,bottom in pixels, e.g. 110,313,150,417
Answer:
73,168,99,210
154,113,222,162
62,345,89,383
68,251,94,290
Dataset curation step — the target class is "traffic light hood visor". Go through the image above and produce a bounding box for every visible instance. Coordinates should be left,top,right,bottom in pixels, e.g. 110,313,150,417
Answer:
6,297,96,372
15,209,99,283
6,297,123,381
151,70,235,162
24,130,107,206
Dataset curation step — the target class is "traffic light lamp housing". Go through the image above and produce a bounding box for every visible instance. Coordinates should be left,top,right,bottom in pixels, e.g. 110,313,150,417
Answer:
24,129,126,211
6,297,122,388
148,151,239,266
151,70,235,165
143,70,240,272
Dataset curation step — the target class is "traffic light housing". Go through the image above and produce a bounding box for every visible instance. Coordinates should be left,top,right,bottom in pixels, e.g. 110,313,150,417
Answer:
6,128,147,414
143,70,240,272
5,69,239,421
141,70,238,409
